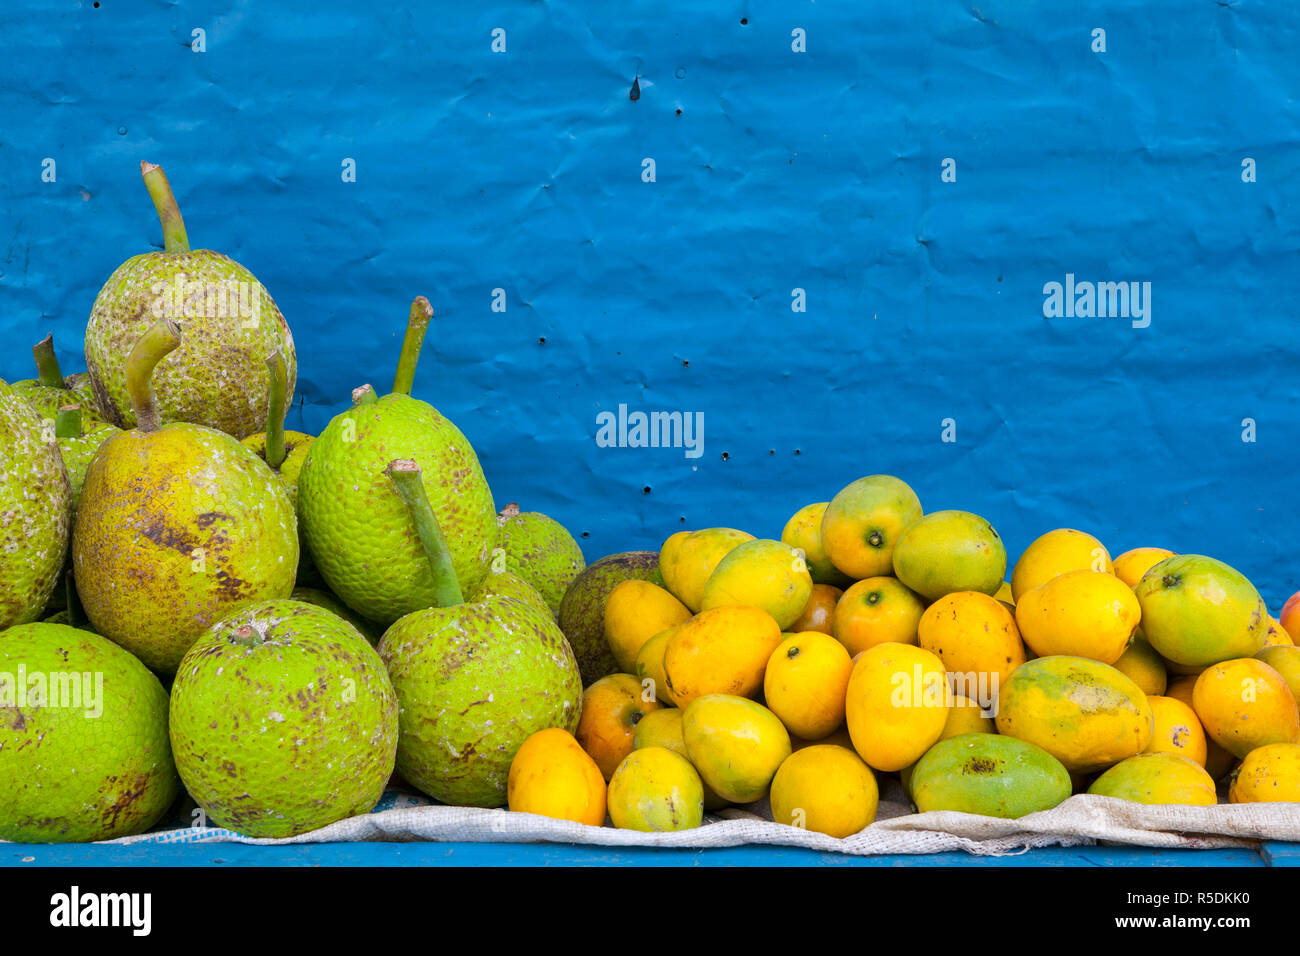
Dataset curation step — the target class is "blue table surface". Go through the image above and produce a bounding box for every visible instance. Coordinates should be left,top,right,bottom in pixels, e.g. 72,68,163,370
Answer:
5,841,1298,867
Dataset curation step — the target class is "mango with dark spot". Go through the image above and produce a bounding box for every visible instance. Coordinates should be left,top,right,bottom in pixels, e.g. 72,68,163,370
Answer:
558,550,664,684
995,655,1154,773
910,732,1071,818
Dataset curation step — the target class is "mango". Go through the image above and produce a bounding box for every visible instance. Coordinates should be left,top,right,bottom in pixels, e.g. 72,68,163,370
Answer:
1015,569,1141,665
682,695,791,804
660,528,754,611
821,475,923,579
1166,674,1238,780
662,605,783,707
1229,743,1300,803
603,580,691,673
1112,635,1168,697
892,510,1006,600
845,643,949,772
995,656,1153,773
917,590,1025,694
1112,547,1176,589
1087,752,1217,806
575,674,664,780
1134,554,1267,668
788,583,841,636
911,733,1072,818
1011,529,1112,602
634,626,679,705
606,747,704,831
632,708,729,810
770,745,878,837
1256,645,1300,702
832,576,925,655
699,538,813,630
1143,695,1207,767
781,502,851,586
507,728,607,826
763,631,854,740
899,694,996,798
1262,616,1294,648
1192,657,1300,758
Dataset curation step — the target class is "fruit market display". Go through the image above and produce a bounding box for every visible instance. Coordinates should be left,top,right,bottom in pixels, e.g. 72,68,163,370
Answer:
4,165,1300,845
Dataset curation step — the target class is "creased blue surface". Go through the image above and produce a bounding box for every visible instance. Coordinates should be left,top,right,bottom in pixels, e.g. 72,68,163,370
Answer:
1,2,1297,604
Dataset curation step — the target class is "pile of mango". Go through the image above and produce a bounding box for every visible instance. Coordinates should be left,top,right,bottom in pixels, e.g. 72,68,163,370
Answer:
507,475,1300,837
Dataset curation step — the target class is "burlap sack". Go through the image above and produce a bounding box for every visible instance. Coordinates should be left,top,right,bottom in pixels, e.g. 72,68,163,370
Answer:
104,778,1300,856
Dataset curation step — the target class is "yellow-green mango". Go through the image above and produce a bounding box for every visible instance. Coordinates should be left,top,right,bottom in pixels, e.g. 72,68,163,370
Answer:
910,733,1072,818
995,655,1154,773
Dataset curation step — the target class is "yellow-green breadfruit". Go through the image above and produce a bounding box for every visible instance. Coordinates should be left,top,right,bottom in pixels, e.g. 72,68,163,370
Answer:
298,298,498,625
0,377,71,629
72,320,298,673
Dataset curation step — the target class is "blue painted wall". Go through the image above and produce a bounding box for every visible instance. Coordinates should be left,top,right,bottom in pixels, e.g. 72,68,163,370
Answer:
2,2,1297,604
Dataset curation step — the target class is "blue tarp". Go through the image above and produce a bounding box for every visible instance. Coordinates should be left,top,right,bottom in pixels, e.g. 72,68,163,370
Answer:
1,2,1297,604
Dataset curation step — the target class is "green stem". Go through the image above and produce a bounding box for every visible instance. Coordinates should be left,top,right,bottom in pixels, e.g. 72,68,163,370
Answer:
140,161,191,254
386,458,464,607
229,625,258,648
263,352,288,470
33,335,65,388
351,384,378,406
392,297,433,396
126,319,182,432
54,405,82,440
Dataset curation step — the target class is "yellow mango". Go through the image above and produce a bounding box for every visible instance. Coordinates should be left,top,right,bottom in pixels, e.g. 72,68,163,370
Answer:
1143,695,1207,767
575,673,664,780
844,643,949,772
832,576,925,655
995,656,1153,773
1192,658,1300,758
508,728,607,826
603,580,691,673
606,747,704,831
682,695,791,804
1087,752,1217,806
634,626,679,705
1262,616,1295,648
1014,569,1141,665
1011,529,1112,602
1229,742,1300,803
659,527,754,611
763,631,854,740
917,590,1026,692
770,745,878,837
662,605,783,707
781,502,851,587
1167,674,1238,780
788,583,841,636
821,475,923,580
699,538,813,631
632,708,729,810
1112,634,1168,697
1112,547,1176,589
1256,645,1300,702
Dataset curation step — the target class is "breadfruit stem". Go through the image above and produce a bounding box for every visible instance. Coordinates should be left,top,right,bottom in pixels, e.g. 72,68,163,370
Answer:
55,404,82,440
500,503,520,519
140,161,191,254
391,297,433,396
263,351,288,470
126,319,182,433
33,335,65,388
386,458,464,607
351,384,379,406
